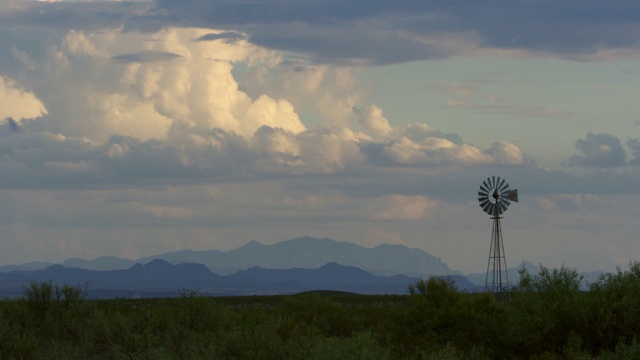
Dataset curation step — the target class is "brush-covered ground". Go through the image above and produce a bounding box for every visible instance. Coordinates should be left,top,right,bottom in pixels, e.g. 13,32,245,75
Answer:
2,263,640,359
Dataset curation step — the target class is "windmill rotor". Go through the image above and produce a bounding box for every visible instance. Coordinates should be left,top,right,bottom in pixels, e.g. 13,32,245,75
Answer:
477,176,518,217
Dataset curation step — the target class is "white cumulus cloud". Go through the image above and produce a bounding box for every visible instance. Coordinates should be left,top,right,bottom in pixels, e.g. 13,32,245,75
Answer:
0,75,47,123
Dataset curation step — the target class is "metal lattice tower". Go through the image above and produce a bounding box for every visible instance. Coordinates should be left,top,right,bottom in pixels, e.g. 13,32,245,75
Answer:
477,176,518,295
485,214,508,293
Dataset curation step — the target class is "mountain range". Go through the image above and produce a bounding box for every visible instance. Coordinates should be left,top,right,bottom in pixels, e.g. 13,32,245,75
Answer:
2,237,457,276
0,259,482,298
0,237,606,298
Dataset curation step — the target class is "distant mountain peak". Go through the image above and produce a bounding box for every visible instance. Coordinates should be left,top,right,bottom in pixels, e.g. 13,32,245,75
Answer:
142,259,173,269
239,239,265,249
46,264,68,271
280,236,341,245
320,261,342,268
285,236,322,242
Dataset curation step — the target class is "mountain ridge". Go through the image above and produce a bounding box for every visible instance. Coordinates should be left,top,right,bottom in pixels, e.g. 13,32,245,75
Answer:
141,236,457,276
1,237,455,277
0,260,481,298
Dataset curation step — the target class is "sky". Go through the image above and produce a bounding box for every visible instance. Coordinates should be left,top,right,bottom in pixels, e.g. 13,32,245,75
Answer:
1,0,640,274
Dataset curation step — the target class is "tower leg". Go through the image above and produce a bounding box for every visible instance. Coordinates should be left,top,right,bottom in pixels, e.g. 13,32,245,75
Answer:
485,216,509,294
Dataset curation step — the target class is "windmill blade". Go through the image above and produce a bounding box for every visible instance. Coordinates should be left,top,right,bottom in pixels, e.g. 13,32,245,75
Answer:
478,191,489,198
501,199,511,207
497,177,506,191
482,202,493,214
479,184,489,193
486,203,495,215
499,181,509,192
499,190,511,200
483,179,490,190
479,199,490,209
498,201,508,213
491,176,496,188
506,189,519,202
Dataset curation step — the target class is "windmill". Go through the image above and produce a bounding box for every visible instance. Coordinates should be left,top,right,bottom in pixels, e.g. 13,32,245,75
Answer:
477,176,518,294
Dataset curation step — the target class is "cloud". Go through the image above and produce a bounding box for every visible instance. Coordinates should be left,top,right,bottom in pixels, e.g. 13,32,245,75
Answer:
4,24,630,209
252,125,366,175
240,61,368,126
5,118,20,132
5,27,300,141
534,193,604,212
140,205,199,220
484,141,530,166
355,104,393,138
434,82,477,97
152,0,640,64
3,1,640,65
627,138,640,166
365,228,407,246
0,1,153,32
443,100,576,119
0,75,47,123
111,50,183,64
567,132,626,167
0,24,622,205
436,78,576,119
195,31,246,43
370,195,437,221
360,136,529,167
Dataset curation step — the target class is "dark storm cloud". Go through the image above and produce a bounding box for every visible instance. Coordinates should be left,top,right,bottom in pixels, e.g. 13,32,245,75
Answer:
566,132,626,168
195,32,246,43
3,0,640,65
4,118,19,132
111,50,182,64
151,0,640,64
0,1,154,32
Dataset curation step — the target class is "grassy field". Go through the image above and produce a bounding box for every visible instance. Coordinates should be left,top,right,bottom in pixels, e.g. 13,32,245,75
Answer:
2,264,640,359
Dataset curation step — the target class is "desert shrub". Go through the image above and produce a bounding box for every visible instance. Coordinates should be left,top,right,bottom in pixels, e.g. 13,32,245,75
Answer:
585,262,640,353
595,340,640,360
500,266,585,357
308,331,391,360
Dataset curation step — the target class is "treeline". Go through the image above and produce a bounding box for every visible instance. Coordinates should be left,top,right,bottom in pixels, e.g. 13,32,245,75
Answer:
2,263,640,359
